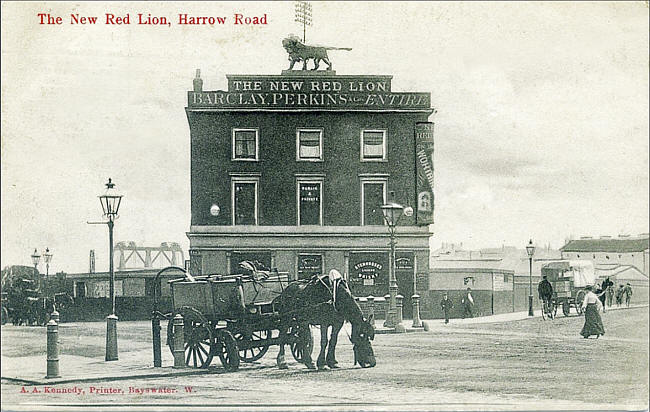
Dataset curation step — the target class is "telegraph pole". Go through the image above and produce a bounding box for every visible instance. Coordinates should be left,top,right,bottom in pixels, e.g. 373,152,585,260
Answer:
294,1,312,43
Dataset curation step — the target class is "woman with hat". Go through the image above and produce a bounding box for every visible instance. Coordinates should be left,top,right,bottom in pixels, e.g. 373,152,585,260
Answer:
580,285,605,339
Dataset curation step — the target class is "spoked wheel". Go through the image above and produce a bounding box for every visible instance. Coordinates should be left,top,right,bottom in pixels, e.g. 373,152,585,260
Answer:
575,291,585,316
234,329,271,362
289,324,312,362
166,306,214,369
215,329,240,371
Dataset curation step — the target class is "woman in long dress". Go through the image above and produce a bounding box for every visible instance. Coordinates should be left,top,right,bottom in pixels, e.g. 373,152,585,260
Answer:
580,285,605,339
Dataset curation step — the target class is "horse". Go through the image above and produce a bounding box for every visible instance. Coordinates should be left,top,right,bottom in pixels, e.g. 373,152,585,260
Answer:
273,269,376,370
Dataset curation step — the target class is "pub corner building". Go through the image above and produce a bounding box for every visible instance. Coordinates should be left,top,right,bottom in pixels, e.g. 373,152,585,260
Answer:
186,66,436,319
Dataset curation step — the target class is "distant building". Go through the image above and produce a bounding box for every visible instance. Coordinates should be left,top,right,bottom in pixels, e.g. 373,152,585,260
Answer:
560,234,649,276
430,243,563,315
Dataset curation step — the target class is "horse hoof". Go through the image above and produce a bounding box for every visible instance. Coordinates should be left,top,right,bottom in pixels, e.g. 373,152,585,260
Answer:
278,363,288,370
327,363,340,369
305,362,317,370
317,365,326,371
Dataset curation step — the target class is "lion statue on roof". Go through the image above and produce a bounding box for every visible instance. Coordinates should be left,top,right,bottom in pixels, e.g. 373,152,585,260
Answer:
282,35,351,71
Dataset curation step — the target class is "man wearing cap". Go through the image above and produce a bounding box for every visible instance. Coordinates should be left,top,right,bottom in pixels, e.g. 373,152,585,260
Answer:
440,292,453,324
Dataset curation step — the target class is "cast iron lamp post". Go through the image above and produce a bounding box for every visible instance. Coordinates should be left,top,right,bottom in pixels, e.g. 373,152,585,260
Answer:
526,239,536,317
381,199,404,329
42,248,57,320
95,178,123,361
31,249,41,289
43,248,53,278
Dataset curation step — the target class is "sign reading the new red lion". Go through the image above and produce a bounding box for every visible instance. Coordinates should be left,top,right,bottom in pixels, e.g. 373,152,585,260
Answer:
415,122,434,225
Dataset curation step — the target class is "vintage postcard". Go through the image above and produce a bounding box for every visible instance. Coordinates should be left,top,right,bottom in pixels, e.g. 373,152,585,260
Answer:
1,1,648,411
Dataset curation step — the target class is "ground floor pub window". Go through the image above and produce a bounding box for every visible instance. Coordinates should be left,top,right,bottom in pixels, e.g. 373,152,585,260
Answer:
362,181,386,225
298,182,322,225
349,252,389,296
231,252,272,275
298,254,323,280
232,180,257,225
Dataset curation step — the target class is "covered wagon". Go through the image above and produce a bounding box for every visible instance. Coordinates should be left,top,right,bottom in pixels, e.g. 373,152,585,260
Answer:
541,260,596,317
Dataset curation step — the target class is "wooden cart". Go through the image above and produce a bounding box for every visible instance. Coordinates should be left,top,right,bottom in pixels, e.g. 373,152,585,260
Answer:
542,260,596,317
165,264,311,371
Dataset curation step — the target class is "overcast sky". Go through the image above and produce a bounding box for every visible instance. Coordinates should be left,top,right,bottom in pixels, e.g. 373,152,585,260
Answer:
1,1,648,274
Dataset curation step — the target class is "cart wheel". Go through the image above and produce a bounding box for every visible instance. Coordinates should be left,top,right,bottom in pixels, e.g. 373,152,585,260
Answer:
166,306,214,369
562,301,570,317
1,306,8,325
290,324,312,362
215,329,240,371
234,329,271,362
575,290,585,315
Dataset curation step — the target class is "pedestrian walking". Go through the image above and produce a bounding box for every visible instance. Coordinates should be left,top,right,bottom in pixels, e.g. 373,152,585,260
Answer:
615,285,624,307
606,285,614,308
599,277,613,312
440,293,453,324
624,283,633,307
595,283,607,313
461,287,474,319
580,285,605,339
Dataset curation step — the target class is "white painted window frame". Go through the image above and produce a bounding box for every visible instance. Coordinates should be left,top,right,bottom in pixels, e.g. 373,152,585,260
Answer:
360,176,387,226
296,176,324,226
232,128,259,161
231,176,259,225
296,128,324,162
360,129,387,162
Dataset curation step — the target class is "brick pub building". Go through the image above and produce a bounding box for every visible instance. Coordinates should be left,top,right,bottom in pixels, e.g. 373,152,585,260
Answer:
186,70,435,317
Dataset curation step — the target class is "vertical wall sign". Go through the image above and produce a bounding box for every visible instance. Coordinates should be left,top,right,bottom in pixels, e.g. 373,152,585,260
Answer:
415,122,434,225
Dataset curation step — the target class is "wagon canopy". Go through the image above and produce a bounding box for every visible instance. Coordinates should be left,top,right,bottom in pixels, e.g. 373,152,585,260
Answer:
542,260,596,287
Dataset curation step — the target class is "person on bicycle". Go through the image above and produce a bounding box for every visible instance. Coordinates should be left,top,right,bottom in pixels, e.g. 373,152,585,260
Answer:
538,276,553,312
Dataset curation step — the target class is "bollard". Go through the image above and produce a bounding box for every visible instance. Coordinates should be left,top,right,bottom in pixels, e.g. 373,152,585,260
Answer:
50,310,60,323
46,319,60,378
152,313,161,368
367,296,376,327
411,294,423,328
105,314,118,361
172,314,185,368
396,295,404,323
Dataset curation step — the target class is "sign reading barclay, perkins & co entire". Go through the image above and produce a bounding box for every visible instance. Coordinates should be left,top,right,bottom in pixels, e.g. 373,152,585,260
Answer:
188,75,431,110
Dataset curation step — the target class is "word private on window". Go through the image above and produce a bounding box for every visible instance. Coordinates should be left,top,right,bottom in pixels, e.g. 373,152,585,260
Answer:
297,129,323,161
232,129,258,161
361,130,386,161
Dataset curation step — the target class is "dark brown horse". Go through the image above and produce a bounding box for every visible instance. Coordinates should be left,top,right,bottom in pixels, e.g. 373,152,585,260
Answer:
273,271,376,370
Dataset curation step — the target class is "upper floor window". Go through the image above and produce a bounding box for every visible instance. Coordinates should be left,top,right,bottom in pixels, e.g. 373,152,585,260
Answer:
360,178,387,225
231,177,258,225
296,129,323,161
297,180,323,225
361,130,387,161
232,128,258,161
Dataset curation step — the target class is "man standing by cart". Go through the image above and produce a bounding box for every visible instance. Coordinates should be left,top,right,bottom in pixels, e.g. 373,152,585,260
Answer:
538,275,553,315
624,283,633,307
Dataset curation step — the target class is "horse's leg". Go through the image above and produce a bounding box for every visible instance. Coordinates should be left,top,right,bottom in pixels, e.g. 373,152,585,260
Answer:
276,324,288,369
317,325,329,370
326,319,343,368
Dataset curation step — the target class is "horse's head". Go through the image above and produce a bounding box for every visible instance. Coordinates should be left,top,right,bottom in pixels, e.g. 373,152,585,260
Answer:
351,314,376,368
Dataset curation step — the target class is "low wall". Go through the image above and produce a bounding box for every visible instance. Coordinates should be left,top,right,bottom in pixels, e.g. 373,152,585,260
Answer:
61,297,173,322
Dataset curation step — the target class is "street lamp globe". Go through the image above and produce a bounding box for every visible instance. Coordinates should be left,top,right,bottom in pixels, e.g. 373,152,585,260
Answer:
43,248,53,265
381,202,404,227
526,239,536,257
99,178,123,220
31,249,41,267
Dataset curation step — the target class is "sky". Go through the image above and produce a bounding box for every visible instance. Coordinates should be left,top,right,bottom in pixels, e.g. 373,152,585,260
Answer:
1,1,648,274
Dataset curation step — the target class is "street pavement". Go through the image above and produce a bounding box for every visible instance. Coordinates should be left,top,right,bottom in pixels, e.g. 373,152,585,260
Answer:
2,303,645,385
